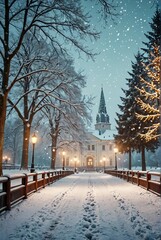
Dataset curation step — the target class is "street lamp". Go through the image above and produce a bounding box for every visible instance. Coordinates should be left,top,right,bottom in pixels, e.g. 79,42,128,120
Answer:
114,147,118,170
74,156,77,173
62,151,66,170
3,155,7,164
103,157,106,172
3,155,11,164
30,133,37,173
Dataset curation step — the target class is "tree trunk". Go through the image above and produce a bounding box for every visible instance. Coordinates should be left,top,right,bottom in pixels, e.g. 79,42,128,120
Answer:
21,123,31,169
141,145,146,171
50,133,58,169
51,146,57,169
12,134,17,166
1,2,11,175
50,116,60,169
13,149,16,166
128,148,132,170
159,55,161,150
0,94,7,176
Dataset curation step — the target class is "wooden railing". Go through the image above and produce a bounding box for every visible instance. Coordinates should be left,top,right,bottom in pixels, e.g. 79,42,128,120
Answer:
0,170,73,213
104,170,161,196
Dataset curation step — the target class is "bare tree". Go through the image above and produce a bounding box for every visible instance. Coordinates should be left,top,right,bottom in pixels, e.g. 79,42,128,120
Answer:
0,0,117,175
7,36,82,169
40,54,93,169
7,32,93,169
4,118,22,165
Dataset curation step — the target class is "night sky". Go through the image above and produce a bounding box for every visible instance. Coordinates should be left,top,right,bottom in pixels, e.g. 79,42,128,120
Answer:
74,0,161,129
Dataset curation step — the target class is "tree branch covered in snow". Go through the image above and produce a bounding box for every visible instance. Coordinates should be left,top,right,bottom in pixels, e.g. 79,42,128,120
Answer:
0,0,118,174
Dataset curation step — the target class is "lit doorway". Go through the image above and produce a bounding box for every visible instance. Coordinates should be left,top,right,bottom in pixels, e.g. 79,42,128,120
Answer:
86,157,94,168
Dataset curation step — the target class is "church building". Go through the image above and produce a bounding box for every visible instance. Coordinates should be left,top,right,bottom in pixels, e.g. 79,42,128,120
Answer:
80,87,117,170
65,87,117,170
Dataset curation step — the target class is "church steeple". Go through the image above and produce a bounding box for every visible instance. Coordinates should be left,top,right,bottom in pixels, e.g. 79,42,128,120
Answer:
95,87,111,134
98,87,107,115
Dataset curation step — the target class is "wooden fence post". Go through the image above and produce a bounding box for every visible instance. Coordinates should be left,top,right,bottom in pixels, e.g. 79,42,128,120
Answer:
22,174,28,199
147,172,151,190
127,171,129,182
50,171,53,183
4,176,11,210
131,171,134,184
137,171,141,186
33,173,38,191
47,172,50,185
42,172,45,188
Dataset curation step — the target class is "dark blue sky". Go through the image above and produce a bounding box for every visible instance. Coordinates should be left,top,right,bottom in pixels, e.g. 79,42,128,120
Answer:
74,0,160,129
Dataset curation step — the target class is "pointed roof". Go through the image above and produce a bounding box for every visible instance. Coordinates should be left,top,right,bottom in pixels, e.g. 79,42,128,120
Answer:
98,87,107,114
95,87,111,134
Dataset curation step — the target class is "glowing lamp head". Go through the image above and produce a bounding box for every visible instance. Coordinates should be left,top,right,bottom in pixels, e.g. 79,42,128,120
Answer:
62,151,65,156
32,133,37,144
114,147,118,153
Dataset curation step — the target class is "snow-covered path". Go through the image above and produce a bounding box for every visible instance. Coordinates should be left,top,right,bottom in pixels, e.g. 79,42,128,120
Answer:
0,172,161,240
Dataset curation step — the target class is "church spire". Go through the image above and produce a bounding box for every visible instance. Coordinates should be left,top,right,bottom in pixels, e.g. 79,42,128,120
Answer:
95,87,111,134
98,87,107,114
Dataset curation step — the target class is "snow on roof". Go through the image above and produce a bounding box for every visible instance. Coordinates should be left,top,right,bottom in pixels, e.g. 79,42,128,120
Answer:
90,129,117,140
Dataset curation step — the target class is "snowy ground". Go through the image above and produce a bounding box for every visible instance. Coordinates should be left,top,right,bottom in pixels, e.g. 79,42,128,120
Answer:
0,172,161,240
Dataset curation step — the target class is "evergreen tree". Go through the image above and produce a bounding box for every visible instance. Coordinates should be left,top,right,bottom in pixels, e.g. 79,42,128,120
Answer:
115,53,144,169
115,52,157,170
115,106,133,169
136,7,161,144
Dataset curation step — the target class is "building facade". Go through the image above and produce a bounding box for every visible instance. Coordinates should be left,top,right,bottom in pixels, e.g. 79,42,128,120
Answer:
64,87,117,170
80,88,116,170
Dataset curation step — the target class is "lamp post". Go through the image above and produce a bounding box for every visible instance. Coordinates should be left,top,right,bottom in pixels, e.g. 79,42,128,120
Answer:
114,147,118,170
30,133,37,173
3,155,7,164
62,151,66,170
103,157,106,172
74,156,77,173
